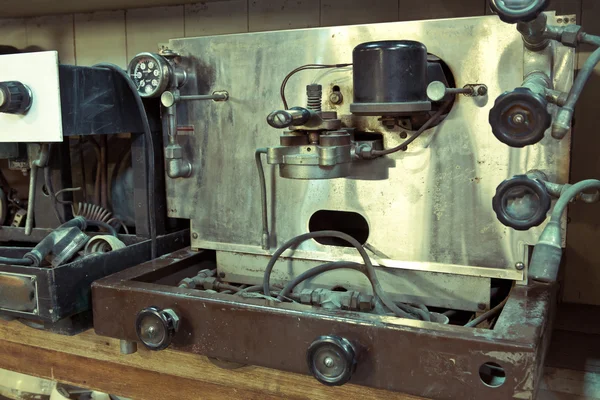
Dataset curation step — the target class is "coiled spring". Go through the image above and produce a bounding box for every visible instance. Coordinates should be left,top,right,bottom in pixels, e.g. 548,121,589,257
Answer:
72,202,129,234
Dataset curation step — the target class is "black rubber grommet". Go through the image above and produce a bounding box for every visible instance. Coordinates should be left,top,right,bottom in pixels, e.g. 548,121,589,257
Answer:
489,87,551,148
307,335,356,386
489,0,549,23
492,175,551,230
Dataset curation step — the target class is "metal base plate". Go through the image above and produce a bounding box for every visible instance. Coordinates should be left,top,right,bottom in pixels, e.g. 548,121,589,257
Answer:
93,248,556,399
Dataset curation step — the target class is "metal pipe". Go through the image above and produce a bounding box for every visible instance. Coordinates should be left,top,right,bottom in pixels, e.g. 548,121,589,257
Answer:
25,144,50,236
255,148,269,250
179,93,228,101
552,46,600,139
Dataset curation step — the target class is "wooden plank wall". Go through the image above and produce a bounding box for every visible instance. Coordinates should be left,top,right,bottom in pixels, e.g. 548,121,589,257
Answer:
0,0,598,304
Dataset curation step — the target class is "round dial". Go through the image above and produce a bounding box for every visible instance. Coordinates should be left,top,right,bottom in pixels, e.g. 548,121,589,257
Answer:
127,53,172,98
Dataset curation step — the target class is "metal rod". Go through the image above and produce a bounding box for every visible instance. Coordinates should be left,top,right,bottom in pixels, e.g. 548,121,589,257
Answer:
179,93,228,101
25,144,50,236
255,148,269,250
445,87,473,95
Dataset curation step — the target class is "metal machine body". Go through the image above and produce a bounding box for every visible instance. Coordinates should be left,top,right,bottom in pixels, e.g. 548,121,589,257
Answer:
89,11,581,397
163,15,573,309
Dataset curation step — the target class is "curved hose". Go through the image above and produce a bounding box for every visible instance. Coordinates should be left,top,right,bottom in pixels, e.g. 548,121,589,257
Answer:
371,101,452,157
262,231,429,321
276,260,429,320
553,46,600,138
0,256,33,266
550,180,600,223
465,296,509,328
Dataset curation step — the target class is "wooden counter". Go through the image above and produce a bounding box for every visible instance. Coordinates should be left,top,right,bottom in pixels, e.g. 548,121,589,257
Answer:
1,314,598,399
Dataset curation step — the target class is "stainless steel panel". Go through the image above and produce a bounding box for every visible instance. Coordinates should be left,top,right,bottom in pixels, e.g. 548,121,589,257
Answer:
166,15,573,278
0,272,38,315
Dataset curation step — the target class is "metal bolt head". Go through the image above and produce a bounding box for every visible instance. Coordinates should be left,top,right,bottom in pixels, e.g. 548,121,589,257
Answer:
329,92,342,105
515,262,525,270
323,356,335,368
192,232,199,239
478,303,487,311
512,114,525,124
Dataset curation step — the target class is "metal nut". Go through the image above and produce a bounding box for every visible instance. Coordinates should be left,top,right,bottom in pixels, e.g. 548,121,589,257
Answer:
561,25,582,47
202,277,218,290
329,91,343,105
358,295,373,312
300,289,313,304
165,145,183,160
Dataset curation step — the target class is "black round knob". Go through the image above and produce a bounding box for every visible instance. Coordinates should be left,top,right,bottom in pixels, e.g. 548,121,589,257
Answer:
489,0,549,23
135,306,180,351
489,87,551,148
492,175,551,230
307,335,356,386
0,81,33,115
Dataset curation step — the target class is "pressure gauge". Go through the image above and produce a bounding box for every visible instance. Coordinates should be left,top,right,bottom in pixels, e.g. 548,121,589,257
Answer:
127,52,172,98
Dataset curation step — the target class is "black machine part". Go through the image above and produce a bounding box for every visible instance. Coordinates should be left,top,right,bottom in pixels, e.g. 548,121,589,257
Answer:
489,0,549,23
135,306,180,350
492,175,552,230
307,335,357,386
350,40,432,116
0,81,33,115
489,87,551,148
127,52,173,98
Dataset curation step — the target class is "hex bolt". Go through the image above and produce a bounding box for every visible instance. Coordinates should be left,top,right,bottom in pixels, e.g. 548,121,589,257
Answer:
329,91,343,105
478,303,487,311
515,262,525,270
192,232,199,239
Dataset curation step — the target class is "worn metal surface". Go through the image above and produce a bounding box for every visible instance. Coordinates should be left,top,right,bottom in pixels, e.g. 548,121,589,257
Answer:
164,15,574,284
92,247,556,399
0,272,37,313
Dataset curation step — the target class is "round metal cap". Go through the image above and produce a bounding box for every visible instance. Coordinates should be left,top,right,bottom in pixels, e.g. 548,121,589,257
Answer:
427,81,448,102
307,335,356,386
489,0,549,23
492,175,551,231
161,91,176,108
489,87,551,148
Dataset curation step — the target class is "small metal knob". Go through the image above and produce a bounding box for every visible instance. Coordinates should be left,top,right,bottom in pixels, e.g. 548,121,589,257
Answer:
489,0,549,23
489,87,551,148
307,335,357,386
492,175,551,230
135,306,180,351
0,81,33,115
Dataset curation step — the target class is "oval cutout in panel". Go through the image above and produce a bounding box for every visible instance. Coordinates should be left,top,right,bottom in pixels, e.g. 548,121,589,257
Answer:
309,210,369,247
